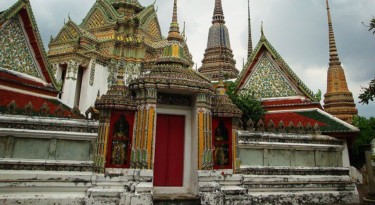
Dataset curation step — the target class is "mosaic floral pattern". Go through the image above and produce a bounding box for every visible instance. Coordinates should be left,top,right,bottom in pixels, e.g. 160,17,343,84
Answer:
244,55,299,99
0,17,40,78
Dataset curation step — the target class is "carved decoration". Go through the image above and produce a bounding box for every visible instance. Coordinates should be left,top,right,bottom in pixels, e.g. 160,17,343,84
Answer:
157,93,192,106
243,54,299,99
0,17,41,78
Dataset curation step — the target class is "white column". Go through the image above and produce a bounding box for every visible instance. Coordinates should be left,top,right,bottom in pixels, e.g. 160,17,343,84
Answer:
61,60,79,107
342,139,350,167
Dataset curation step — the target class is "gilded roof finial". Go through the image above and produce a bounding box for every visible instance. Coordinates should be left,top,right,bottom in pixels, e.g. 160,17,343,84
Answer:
326,0,341,67
247,0,253,59
212,0,225,24
167,0,183,41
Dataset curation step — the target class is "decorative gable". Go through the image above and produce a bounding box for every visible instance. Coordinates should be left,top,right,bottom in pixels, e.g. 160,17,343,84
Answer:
146,18,162,40
242,53,299,99
0,16,41,78
53,22,80,43
84,9,107,29
238,34,320,102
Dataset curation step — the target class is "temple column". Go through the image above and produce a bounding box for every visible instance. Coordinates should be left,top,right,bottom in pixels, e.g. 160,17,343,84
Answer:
232,118,241,173
197,93,213,170
94,110,111,173
131,88,157,169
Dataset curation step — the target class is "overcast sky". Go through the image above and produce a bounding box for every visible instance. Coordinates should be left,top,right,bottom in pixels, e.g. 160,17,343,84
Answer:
1,0,375,118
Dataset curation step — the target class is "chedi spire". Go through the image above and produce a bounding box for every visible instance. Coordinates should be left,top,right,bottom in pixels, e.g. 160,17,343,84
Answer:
167,0,183,42
323,0,357,124
212,0,225,24
198,0,238,81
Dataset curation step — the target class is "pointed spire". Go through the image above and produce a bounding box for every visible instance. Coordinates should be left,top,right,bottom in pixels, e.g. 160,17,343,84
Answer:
167,0,183,41
323,0,358,124
247,0,253,59
172,0,178,23
212,0,225,24
326,0,341,66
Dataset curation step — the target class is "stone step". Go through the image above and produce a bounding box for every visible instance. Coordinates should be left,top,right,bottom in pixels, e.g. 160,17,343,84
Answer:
154,199,201,205
154,194,201,205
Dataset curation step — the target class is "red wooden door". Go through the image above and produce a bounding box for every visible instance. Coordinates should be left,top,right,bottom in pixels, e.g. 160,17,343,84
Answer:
154,114,185,187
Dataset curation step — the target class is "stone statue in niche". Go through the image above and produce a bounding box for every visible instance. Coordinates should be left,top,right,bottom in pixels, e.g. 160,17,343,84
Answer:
111,115,130,165
112,115,129,139
215,120,228,141
214,120,229,166
214,144,229,166
111,141,126,165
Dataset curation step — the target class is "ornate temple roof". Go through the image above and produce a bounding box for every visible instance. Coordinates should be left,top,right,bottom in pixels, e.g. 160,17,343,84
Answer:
264,109,359,135
0,89,82,119
0,0,57,89
130,0,212,94
323,0,357,124
212,73,242,118
95,61,137,111
108,0,144,12
198,0,238,81
48,0,164,65
237,29,320,103
0,1,89,119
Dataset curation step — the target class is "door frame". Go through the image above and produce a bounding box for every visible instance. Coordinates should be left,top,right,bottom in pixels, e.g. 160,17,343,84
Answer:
153,107,192,194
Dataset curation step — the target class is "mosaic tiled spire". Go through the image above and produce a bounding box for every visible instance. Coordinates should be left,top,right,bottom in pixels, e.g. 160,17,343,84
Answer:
199,0,238,81
247,0,253,59
167,0,183,42
323,0,357,124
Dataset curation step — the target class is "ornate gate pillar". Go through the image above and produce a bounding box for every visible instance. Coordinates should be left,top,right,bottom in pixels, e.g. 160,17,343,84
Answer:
197,93,213,170
131,87,157,169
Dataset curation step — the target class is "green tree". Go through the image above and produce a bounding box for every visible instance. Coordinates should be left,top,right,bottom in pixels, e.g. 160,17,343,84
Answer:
359,77,375,104
351,115,375,167
369,18,375,34
226,82,265,129
359,18,375,104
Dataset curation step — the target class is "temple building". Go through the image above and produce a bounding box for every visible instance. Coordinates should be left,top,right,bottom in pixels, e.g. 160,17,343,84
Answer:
47,0,193,113
0,0,361,204
323,0,358,124
198,0,239,81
